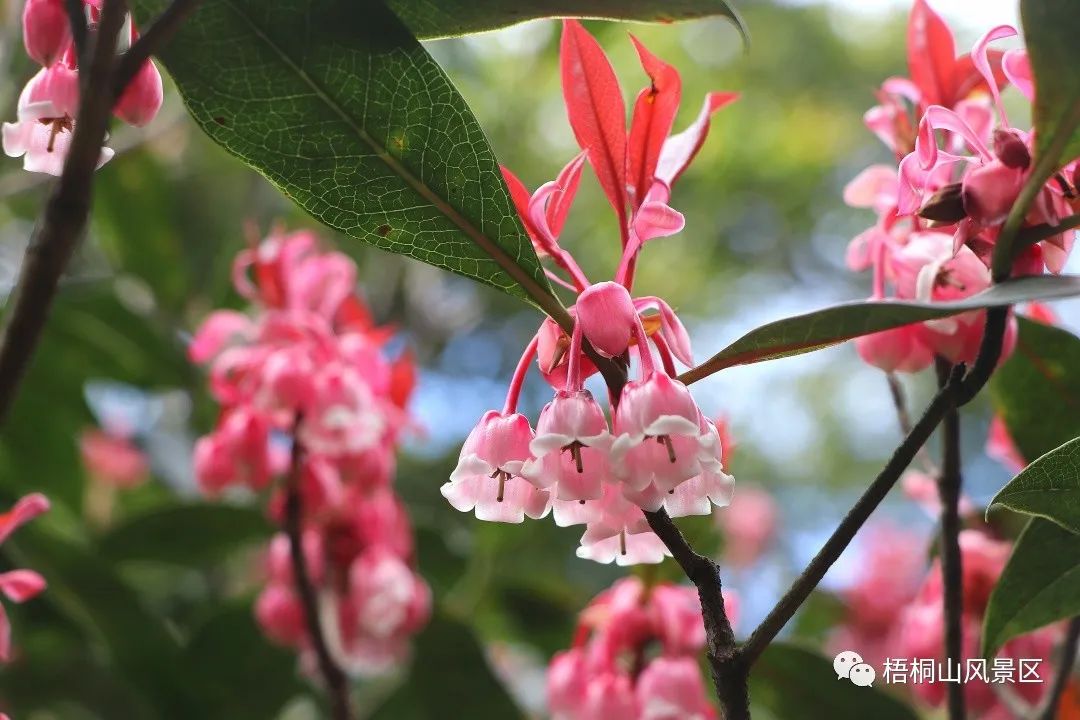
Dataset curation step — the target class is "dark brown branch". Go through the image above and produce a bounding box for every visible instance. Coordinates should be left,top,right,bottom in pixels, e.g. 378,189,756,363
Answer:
0,0,197,427
935,357,965,720
644,509,748,720
110,0,203,99
741,363,966,665
284,425,353,720
1037,617,1080,720
886,372,940,476
0,0,127,426
1015,214,1080,249
64,0,89,68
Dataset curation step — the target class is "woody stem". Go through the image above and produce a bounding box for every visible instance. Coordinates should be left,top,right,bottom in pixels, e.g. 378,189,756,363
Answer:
284,421,353,720
936,357,966,720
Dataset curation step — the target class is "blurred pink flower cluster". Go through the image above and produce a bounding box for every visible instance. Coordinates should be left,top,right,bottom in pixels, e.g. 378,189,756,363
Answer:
0,494,49,665
845,0,1078,374
190,228,429,675
831,442,1067,719
441,20,739,566
548,576,737,720
3,0,164,175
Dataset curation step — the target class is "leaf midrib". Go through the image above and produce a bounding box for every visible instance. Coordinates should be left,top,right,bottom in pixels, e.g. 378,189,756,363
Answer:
218,0,562,317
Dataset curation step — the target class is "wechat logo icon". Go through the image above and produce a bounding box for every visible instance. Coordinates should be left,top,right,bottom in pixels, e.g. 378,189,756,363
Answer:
834,650,876,687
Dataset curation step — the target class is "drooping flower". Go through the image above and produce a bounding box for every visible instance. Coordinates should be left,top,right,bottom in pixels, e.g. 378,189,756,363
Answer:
442,410,551,524
522,390,612,503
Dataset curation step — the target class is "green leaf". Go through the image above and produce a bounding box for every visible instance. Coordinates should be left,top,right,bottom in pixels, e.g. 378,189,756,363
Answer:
680,274,1080,383
179,601,304,720
131,0,556,310
371,615,521,719
990,318,1080,462
751,643,917,720
989,436,1080,534
99,503,271,568
1022,0,1080,165
982,518,1080,657
387,0,747,43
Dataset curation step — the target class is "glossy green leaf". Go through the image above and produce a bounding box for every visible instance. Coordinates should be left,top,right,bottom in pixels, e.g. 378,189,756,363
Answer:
99,503,271,568
982,518,1080,657
371,615,521,719
751,643,917,720
131,0,555,308
681,274,1080,383
388,0,747,42
989,436,1080,534
1022,0,1080,164
990,318,1080,463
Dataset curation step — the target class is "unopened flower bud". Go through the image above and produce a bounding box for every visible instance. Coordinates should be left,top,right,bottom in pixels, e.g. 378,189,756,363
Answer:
917,182,967,224
113,59,163,127
22,0,71,68
992,128,1030,170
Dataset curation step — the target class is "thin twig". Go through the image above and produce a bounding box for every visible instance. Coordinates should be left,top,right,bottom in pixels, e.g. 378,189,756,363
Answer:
886,372,940,476
64,0,89,68
1015,214,1080,249
741,364,966,665
935,357,965,720
644,509,748,720
1036,617,1080,720
284,422,353,720
0,0,197,426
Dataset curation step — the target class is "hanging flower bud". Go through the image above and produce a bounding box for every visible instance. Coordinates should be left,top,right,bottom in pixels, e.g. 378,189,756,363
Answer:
113,58,164,127
575,281,638,359
992,128,1030,170
22,0,71,68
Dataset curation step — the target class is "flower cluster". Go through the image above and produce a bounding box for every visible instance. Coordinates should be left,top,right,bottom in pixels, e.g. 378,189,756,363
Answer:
190,228,430,675
896,529,1059,717
845,0,1078,373
441,20,737,566
3,0,164,175
548,577,737,720
0,493,50,664
830,436,1068,718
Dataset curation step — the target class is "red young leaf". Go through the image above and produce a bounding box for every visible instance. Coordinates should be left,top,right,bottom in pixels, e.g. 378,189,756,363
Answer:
546,151,587,238
654,91,738,189
907,0,958,107
627,35,681,208
501,165,541,243
951,49,1009,104
560,20,628,238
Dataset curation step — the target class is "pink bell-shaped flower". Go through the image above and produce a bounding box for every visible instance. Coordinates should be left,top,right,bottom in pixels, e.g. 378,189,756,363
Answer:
22,0,71,67
441,410,550,523
3,64,111,176
610,372,711,498
575,281,638,359
570,484,671,566
521,390,612,502
193,407,274,494
653,417,734,517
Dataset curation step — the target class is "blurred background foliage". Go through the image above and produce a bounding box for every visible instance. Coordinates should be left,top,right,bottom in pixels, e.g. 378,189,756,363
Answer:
0,0,1072,718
